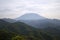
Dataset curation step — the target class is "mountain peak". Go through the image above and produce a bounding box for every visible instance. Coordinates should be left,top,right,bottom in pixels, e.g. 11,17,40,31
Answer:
16,13,45,20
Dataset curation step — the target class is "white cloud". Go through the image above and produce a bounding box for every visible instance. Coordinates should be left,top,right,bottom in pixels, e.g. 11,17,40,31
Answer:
0,0,60,19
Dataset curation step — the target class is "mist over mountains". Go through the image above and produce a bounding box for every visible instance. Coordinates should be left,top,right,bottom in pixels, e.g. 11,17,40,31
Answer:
0,17,54,40
1,13,60,28
0,13,60,40
15,13,60,28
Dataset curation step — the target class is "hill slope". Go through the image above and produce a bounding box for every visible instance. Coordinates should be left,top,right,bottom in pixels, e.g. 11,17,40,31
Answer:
0,19,54,40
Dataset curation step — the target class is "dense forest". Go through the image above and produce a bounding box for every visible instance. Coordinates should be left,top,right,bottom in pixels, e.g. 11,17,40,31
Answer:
0,19,60,40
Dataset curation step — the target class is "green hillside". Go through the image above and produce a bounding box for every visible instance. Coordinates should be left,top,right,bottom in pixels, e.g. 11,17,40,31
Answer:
0,19,57,40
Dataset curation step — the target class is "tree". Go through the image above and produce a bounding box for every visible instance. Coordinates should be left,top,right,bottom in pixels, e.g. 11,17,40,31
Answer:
12,36,26,40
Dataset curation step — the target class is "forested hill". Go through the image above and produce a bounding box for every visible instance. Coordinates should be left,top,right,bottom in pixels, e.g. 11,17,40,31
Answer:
0,19,59,40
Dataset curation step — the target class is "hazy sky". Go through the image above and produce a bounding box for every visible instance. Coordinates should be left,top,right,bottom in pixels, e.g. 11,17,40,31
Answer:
0,0,60,19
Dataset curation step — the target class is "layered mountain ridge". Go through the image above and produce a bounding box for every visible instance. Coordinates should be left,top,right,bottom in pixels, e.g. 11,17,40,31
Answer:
0,13,60,40
15,13,60,28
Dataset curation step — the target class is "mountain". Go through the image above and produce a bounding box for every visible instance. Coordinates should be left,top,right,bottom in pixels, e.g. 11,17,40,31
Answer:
16,13,48,28
0,13,60,40
2,18,16,23
0,19,54,40
16,13,45,20
16,13,60,28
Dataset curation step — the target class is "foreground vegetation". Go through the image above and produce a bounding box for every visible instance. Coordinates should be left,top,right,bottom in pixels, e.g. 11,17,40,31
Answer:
0,19,60,40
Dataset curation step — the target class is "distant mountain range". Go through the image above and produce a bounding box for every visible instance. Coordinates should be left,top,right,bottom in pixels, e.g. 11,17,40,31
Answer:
0,13,60,40
2,18,16,23
15,13,60,28
1,13,60,29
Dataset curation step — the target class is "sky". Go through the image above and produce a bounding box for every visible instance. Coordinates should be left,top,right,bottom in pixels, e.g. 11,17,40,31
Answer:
0,0,60,19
